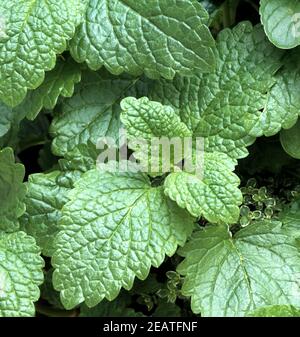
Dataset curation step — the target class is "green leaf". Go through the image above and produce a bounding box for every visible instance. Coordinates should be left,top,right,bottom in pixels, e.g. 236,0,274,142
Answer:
279,198,300,234
120,97,192,175
0,0,84,107
20,171,69,256
280,119,300,159
0,59,81,149
149,22,283,160
121,97,192,140
52,165,195,309
164,152,242,223
70,0,215,79
60,142,100,173
21,57,82,121
57,142,100,189
120,97,242,223
246,305,300,317
178,222,300,316
260,0,300,49
50,70,151,157
0,147,26,232
0,100,30,148
0,231,44,317
0,107,27,150
262,50,300,136
0,103,15,138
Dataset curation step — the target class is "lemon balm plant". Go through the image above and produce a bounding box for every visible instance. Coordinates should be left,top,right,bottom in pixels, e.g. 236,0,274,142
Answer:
1,0,300,317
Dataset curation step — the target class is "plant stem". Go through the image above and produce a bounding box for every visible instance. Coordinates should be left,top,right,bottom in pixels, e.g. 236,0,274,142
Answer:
222,0,240,28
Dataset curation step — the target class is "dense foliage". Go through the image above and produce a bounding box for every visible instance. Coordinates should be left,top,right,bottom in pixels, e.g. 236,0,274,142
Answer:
1,0,300,317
